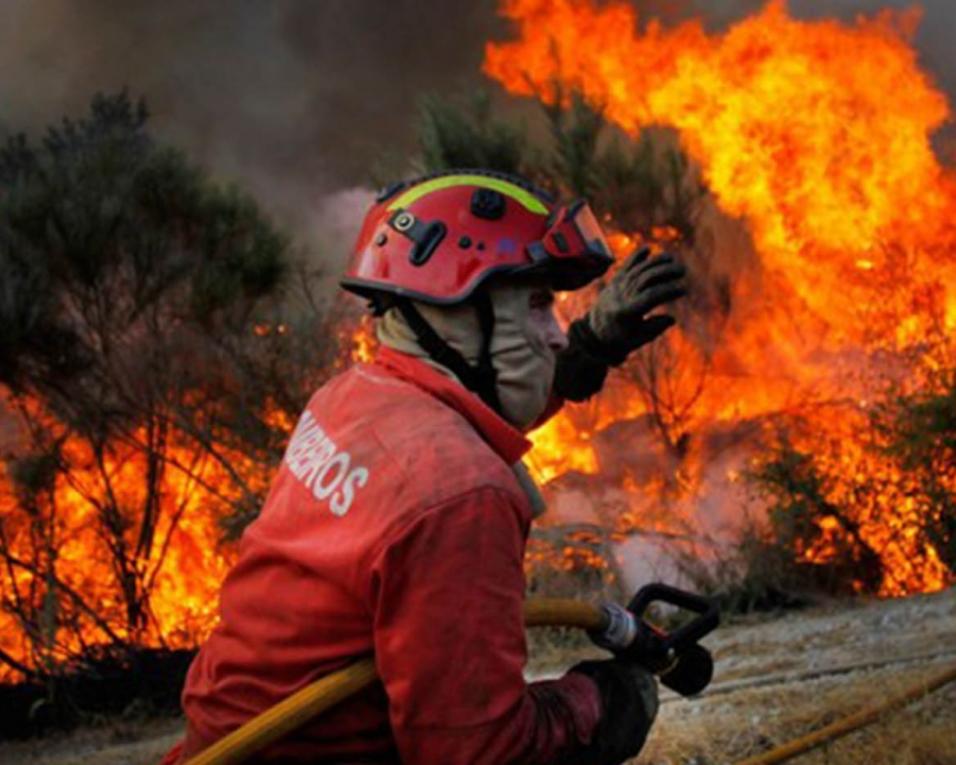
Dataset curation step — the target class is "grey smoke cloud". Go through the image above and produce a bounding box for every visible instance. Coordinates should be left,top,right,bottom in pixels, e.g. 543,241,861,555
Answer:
0,1,508,186
0,0,952,265
0,0,507,270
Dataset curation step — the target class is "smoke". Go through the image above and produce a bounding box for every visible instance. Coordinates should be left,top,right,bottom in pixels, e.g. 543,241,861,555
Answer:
0,0,953,270
0,0,506,274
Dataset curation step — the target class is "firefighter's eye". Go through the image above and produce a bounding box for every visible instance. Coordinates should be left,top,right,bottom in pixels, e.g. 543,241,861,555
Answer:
529,289,555,309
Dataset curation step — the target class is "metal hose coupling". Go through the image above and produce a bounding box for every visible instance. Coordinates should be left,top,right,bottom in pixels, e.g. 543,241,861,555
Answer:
591,602,639,651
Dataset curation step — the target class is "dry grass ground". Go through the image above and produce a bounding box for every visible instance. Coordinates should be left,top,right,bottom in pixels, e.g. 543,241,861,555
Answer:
635,587,956,765
2,587,954,765
0,716,182,765
647,663,956,764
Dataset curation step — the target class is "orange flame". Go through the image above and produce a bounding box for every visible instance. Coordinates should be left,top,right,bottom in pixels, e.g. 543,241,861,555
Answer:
0,399,292,682
349,316,377,364
486,1,956,340
485,0,956,595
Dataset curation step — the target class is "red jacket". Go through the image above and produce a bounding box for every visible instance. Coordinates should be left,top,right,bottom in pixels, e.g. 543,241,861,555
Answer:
173,348,601,764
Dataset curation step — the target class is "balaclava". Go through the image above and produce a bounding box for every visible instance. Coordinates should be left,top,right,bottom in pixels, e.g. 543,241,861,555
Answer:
376,281,557,432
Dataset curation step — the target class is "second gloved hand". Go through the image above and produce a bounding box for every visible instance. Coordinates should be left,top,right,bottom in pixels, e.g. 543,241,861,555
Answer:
585,246,687,365
568,658,659,765
552,247,686,402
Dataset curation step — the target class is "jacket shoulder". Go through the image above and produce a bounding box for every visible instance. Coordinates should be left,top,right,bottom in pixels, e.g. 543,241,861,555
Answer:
342,365,527,509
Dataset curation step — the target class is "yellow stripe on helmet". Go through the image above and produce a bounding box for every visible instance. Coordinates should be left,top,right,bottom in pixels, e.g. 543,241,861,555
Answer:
386,174,549,215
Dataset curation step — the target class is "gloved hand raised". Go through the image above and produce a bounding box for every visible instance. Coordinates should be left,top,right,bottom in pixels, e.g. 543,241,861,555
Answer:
553,247,686,402
568,658,659,765
585,246,687,365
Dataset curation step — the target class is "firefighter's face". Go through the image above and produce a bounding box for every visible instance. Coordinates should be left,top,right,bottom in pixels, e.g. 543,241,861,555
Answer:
486,280,565,431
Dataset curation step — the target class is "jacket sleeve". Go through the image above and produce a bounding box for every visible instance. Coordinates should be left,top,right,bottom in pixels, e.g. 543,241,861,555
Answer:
533,318,617,432
368,485,602,765
552,318,620,402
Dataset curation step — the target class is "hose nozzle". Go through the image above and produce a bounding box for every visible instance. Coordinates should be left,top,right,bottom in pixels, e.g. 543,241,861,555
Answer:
589,584,720,697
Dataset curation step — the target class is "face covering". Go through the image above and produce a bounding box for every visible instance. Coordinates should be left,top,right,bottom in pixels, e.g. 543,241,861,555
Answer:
375,281,560,432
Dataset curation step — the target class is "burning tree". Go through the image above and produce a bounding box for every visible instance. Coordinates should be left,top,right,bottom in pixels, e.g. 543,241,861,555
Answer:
0,93,332,682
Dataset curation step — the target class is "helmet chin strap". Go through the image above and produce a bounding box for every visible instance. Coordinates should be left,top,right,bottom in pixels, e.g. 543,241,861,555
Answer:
395,291,502,415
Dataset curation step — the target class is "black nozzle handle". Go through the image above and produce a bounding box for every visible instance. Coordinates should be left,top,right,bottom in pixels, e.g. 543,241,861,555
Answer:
627,583,719,654
659,641,714,696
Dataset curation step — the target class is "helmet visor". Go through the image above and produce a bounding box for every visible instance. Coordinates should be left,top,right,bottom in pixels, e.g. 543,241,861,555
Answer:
565,201,612,260
540,200,613,262
523,200,614,289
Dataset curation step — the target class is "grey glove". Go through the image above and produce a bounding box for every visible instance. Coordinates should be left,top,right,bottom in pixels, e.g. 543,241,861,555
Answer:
569,658,660,765
587,246,686,363
552,248,686,402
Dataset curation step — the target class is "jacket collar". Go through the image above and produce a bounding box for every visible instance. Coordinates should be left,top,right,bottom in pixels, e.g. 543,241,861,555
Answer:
373,346,532,465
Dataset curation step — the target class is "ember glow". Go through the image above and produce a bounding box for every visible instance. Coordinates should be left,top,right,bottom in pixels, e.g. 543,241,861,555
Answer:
486,0,956,595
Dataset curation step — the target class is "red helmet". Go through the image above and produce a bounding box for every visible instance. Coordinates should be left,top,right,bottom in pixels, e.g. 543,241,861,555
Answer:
341,169,614,309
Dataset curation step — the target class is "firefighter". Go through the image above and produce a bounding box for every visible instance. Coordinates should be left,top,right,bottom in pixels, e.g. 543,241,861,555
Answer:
169,170,686,765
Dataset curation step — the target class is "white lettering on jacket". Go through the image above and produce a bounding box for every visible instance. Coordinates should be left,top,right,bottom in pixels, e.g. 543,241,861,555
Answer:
283,410,369,516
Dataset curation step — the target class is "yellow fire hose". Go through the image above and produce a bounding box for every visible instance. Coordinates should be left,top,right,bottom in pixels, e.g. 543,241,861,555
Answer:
735,660,956,765
182,592,955,765
183,598,606,765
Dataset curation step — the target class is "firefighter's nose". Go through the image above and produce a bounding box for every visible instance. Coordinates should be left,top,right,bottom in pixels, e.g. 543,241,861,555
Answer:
545,313,569,353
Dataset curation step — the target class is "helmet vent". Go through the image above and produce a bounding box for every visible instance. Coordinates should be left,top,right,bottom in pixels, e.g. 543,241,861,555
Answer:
471,188,506,220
